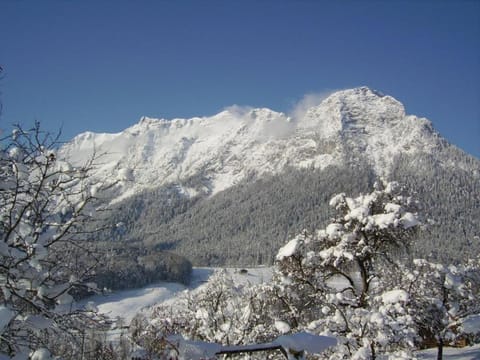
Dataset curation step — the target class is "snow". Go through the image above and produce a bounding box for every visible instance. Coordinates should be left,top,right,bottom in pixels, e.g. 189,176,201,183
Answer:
171,336,222,360
24,315,53,330
417,344,480,360
0,306,14,333
372,212,397,229
385,202,401,213
30,348,52,360
78,281,186,322
274,332,337,354
274,320,291,334
165,332,336,360
400,212,420,229
276,238,299,260
381,289,409,304
80,267,272,323
384,181,400,194
326,223,343,238
56,293,73,305
460,314,480,335
444,271,462,289
352,346,371,360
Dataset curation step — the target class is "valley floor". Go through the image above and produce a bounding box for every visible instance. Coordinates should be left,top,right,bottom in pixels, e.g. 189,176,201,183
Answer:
79,267,272,322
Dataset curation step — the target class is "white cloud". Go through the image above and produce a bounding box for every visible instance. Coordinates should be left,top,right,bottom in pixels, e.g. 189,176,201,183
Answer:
289,90,338,121
222,104,294,141
223,104,253,119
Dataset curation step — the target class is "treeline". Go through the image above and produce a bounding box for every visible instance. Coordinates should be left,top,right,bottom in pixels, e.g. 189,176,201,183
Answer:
93,243,192,290
72,241,192,298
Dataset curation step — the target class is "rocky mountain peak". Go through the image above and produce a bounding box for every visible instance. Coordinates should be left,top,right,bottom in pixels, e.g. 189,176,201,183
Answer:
60,88,459,203
299,87,407,134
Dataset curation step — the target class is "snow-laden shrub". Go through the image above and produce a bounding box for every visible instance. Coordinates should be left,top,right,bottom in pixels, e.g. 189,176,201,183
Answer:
131,270,282,358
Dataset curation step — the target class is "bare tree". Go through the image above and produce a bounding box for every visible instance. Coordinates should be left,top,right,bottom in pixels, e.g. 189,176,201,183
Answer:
0,122,111,358
409,258,480,360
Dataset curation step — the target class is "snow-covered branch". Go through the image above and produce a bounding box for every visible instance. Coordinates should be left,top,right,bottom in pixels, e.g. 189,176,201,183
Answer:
1,123,111,358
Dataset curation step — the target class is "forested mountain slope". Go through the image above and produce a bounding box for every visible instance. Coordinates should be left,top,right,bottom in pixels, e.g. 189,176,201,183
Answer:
101,155,479,266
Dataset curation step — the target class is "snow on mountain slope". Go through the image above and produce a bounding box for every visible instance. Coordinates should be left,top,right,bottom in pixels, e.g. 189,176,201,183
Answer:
300,87,441,172
59,87,447,202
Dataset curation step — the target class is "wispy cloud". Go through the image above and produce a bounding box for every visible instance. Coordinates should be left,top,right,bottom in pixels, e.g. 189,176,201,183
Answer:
289,90,338,121
223,104,254,118
223,104,294,140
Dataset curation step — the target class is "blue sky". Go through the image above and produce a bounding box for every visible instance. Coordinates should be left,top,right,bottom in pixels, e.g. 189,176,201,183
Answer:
1,0,479,157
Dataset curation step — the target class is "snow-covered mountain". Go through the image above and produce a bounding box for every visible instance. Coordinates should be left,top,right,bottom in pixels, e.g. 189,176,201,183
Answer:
60,87,452,203
60,87,479,266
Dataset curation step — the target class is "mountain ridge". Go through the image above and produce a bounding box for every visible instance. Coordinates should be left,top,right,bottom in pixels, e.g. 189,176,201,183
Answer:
60,87,469,205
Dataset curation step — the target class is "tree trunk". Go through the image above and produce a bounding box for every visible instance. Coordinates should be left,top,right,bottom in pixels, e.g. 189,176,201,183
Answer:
437,338,443,360
357,257,370,307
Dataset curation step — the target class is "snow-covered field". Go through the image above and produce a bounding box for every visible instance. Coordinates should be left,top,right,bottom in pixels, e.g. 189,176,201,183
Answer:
80,267,272,322
79,281,187,323
81,267,480,359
